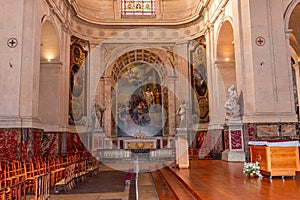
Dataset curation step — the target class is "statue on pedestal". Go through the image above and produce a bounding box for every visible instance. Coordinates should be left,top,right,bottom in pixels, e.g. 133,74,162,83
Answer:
90,101,106,130
176,100,189,128
96,104,106,128
223,85,245,162
225,84,241,122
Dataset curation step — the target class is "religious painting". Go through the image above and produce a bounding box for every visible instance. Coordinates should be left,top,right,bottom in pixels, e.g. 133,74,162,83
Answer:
116,62,164,137
190,37,209,123
68,36,89,125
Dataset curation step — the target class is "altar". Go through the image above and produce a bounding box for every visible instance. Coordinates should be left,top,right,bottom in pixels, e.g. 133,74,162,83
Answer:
249,141,300,178
123,138,157,150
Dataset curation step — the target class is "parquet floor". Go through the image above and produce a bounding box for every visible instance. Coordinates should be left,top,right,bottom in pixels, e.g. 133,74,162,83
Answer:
169,160,300,200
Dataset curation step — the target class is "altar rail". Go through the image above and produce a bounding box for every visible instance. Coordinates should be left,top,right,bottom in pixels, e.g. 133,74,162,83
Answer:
98,149,132,161
97,148,175,162
150,148,175,160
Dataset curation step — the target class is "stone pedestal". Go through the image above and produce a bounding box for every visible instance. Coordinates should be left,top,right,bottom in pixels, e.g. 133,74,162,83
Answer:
222,149,245,161
175,136,189,168
92,129,106,153
222,121,245,162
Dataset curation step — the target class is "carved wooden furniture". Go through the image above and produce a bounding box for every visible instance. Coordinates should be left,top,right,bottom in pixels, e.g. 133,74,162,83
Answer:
249,141,300,178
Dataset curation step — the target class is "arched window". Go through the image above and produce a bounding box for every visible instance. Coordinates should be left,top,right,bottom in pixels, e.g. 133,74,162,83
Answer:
121,0,155,16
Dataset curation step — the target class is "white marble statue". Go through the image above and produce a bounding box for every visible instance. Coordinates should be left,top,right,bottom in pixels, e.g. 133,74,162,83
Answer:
225,84,241,121
96,104,106,128
176,100,189,127
90,101,106,130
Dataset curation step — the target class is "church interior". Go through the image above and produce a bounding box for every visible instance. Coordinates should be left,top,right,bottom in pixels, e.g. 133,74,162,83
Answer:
1,0,300,199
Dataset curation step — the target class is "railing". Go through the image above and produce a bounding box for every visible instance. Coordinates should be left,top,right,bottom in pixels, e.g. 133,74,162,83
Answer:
98,148,175,161
150,148,175,160
98,149,131,160
134,156,139,200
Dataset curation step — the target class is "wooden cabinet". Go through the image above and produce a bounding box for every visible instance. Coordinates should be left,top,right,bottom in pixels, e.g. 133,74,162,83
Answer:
250,144,300,177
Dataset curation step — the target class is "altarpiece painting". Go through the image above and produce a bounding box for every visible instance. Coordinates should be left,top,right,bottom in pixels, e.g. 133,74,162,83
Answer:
116,62,164,137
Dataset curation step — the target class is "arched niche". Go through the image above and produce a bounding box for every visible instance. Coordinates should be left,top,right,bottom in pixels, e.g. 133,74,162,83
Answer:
215,20,236,120
40,21,60,62
38,20,62,130
95,48,176,137
216,21,236,89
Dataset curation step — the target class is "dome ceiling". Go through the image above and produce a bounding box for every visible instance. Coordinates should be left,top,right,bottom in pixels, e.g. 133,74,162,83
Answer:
67,0,205,25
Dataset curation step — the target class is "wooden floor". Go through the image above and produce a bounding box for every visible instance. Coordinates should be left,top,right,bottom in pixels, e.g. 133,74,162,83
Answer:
168,160,300,200
26,160,300,200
